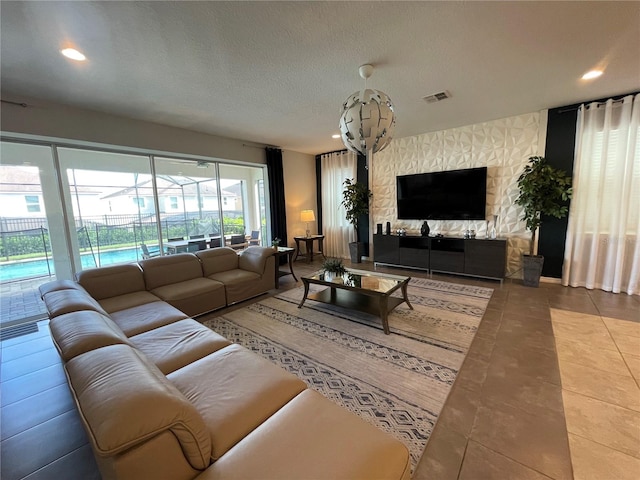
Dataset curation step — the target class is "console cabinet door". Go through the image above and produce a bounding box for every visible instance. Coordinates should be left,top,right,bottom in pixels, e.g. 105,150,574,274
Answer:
430,238,465,273
464,239,506,278
373,235,400,265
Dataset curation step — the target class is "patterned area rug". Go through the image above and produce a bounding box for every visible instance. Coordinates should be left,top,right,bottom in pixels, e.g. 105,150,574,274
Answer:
202,277,493,469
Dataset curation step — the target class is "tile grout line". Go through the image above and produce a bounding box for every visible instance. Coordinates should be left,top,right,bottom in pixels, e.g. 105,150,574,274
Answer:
19,443,92,480
1,377,68,408
0,405,76,443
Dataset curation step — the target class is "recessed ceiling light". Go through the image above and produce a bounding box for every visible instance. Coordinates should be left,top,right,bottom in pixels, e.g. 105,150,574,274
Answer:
582,70,603,80
61,48,86,61
331,134,340,139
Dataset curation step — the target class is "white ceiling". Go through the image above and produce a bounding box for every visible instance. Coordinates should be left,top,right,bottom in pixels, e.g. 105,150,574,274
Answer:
1,1,639,155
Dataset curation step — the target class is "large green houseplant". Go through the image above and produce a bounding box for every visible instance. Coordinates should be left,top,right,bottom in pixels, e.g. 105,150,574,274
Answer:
341,178,372,263
515,156,573,287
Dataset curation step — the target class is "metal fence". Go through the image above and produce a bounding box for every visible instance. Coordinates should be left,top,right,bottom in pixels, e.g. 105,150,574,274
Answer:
0,212,247,261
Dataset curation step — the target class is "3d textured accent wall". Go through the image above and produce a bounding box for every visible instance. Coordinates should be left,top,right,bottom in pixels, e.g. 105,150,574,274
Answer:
371,112,543,277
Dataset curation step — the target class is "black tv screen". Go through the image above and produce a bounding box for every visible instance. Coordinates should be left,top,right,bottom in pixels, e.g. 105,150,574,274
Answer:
397,167,487,220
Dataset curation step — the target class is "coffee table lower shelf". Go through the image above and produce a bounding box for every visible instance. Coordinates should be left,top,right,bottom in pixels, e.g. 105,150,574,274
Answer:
303,287,407,334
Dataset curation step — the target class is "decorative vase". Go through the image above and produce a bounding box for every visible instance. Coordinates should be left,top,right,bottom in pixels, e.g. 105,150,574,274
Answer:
420,221,430,237
385,222,391,235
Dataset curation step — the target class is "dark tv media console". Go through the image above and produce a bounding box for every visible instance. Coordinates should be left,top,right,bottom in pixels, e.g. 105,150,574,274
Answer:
373,234,507,282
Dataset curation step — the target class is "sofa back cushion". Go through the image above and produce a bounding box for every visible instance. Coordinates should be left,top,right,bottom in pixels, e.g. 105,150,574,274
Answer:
139,254,203,290
76,264,146,300
238,246,273,275
195,248,239,277
39,280,82,299
50,310,130,362
65,344,212,470
42,287,109,319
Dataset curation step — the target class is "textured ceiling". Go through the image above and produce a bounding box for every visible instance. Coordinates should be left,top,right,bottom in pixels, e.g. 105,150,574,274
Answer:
1,1,639,155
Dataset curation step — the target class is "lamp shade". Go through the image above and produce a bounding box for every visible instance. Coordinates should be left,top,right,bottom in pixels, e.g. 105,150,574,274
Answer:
300,210,316,222
339,88,396,156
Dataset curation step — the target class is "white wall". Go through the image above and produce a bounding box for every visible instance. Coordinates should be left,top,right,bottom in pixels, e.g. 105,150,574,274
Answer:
282,150,317,246
1,95,264,164
371,111,548,276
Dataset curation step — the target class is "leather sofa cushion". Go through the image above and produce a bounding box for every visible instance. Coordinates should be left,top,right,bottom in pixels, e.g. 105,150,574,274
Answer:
195,389,411,480
76,264,146,300
110,300,189,337
207,269,259,286
39,280,81,298
196,248,239,277
139,254,204,290
151,278,223,303
98,291,161,314
150,278,226,317
42,288,109,319
49,310,130,362
130,319,231,374
168,344,306,460
238,246,272,275
65,344,212,470
207,269,265,305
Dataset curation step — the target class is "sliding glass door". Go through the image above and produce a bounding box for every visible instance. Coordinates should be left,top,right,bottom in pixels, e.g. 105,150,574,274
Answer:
153,157,221,251
0,142,64,325
58,148,159,269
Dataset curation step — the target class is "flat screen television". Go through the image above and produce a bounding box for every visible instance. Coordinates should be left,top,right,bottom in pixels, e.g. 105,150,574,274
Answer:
396,167,487,220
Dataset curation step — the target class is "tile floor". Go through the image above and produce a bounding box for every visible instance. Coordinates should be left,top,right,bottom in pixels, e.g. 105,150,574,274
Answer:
1,259,639,479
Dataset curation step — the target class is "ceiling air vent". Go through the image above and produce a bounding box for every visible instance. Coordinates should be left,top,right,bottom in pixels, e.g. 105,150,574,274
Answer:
423,90,451,104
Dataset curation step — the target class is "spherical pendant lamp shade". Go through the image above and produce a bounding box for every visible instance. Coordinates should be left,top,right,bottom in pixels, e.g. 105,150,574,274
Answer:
339,87,396,156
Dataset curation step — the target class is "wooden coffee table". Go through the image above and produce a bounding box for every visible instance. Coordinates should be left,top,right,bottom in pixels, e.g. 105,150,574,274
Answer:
298,269,413,334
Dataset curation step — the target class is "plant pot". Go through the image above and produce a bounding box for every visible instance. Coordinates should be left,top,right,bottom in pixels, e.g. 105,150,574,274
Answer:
349,242,363,263
522,255,544,287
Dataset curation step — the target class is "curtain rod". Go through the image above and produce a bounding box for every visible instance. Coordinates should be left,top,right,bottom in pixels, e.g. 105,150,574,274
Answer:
242,142,280,150
318,148,349,156
557,92,638,114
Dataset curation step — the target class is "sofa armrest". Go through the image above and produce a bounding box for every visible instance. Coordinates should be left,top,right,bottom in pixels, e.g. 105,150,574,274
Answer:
238,246,274,276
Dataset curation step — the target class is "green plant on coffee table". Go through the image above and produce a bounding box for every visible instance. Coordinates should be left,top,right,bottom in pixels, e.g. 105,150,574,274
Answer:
321,257,347,276
271,238,281,247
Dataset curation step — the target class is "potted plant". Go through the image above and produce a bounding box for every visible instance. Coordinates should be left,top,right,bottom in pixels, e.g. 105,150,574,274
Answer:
322,257,347,275
341,178,372,263
515,156,573,287
321,257,347,283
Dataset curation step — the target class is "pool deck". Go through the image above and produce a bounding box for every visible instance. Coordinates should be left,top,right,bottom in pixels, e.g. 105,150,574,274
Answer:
0,277,49,326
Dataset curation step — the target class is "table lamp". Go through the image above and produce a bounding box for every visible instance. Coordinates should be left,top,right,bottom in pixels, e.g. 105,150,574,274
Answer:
300,210,315,238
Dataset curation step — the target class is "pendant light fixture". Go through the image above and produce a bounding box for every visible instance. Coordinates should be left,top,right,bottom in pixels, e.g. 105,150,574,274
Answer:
338,64,396,167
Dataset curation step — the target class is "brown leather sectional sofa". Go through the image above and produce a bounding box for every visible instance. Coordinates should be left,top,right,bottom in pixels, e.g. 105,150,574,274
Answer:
39,246,411,480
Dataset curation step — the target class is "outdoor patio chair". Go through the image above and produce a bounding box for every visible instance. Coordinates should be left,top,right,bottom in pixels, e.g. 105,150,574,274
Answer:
228,234,247,250
141,244,161,259
248,230,261,246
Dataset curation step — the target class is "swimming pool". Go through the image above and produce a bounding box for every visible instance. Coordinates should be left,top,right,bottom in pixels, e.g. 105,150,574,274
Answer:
0,247,146,282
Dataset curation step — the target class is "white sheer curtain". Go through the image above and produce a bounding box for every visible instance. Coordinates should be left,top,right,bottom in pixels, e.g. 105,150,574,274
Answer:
563,94,640,295
321,151,357,258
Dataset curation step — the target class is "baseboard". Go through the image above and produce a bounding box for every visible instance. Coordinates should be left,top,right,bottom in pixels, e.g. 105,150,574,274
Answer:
540,276,562,284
